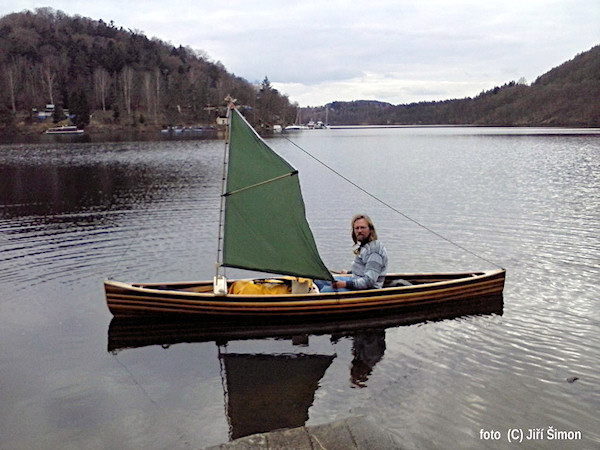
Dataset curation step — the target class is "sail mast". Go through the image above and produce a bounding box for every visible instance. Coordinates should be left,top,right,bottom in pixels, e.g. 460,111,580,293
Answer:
214,100,234,294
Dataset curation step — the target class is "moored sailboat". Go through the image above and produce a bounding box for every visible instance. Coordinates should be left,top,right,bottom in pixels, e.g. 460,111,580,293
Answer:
104,103,505,318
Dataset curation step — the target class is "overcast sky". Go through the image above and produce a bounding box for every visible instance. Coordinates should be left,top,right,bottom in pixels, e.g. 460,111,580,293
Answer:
2,1,598,106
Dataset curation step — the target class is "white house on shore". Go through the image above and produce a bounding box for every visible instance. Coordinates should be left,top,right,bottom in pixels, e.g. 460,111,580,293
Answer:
32,104,71,121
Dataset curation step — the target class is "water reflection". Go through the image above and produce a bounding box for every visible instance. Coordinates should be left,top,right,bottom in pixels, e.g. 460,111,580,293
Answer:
3,128,598,448
0,144,212,218
347,330,386,388
107,294,502,439
0,162,136,217
40,133,91,144
2,130,221,145
220,351,334,440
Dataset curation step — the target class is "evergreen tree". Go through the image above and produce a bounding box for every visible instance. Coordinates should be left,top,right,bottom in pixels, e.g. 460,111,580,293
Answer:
68,90,90,128
52,104,64,123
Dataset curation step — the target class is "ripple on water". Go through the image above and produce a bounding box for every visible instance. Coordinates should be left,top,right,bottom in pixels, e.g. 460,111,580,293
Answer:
1,131,599,448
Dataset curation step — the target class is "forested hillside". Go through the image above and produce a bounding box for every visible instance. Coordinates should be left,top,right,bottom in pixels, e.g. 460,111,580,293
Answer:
1,8,598,133
0,8,296,133
304,45,600,127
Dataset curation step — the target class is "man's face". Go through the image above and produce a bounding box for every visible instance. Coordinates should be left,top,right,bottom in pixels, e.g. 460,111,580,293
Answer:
353,218,371,243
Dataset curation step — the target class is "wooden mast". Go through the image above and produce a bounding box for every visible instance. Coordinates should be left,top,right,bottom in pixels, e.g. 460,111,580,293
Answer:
214,96,236,295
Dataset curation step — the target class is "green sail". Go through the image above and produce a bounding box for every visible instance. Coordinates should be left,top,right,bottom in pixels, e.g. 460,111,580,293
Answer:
222,108,333,281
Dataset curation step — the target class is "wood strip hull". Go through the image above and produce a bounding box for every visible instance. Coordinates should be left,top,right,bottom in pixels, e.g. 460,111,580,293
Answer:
108,291,503,352
104,269,505,319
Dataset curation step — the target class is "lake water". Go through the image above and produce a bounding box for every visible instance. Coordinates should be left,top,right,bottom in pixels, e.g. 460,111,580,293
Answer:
1,127,599,449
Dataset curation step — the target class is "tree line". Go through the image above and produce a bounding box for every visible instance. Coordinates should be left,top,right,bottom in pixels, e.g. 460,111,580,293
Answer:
303,45,599,127
0,8,297,132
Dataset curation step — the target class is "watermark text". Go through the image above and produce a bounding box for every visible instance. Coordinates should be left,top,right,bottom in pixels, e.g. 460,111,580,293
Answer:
479,427,581,443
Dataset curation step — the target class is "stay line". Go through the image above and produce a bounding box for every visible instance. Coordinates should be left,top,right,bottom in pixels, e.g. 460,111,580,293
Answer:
282,135,503,269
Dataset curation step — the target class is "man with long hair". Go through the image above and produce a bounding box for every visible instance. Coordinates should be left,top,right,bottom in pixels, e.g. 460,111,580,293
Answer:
319,214,388,292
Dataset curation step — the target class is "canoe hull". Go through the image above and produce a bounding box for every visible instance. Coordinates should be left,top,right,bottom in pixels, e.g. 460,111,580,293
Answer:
104,269,505,319
108,291,503,352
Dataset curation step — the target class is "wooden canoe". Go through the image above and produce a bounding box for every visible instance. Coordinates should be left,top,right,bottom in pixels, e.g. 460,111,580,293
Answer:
107,290,503,352
104,269,505,319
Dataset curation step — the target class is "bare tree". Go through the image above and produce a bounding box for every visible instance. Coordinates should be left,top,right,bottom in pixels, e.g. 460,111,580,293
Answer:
142,71,154,120
25,60,42,107
4,59,19,113
120,65,133,116
41,56,58,105
93,67,110,111
154,68,161,123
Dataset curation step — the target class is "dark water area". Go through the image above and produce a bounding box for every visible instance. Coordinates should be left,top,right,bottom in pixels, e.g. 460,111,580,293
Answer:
1,127,599,449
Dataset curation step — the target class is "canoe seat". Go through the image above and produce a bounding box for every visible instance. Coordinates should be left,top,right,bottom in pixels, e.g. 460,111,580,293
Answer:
386,279,412,288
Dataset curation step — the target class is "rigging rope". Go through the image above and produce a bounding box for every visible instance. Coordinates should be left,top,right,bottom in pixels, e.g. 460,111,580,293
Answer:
282,135,504,269
111,352,192,448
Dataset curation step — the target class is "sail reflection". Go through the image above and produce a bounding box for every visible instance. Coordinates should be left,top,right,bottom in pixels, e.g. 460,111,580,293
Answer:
220,352,334,440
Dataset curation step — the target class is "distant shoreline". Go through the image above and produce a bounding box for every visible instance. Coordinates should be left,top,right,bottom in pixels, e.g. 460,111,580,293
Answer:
2,124,600,145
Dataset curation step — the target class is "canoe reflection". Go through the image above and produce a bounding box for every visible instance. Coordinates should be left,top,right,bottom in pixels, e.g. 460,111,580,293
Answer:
107,293,503,352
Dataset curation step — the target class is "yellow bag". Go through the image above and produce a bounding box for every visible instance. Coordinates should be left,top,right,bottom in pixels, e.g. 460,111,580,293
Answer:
228,277,317,295
229,279,291,295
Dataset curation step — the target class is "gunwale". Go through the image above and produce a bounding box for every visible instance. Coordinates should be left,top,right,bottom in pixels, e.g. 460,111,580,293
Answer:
105,269,505,318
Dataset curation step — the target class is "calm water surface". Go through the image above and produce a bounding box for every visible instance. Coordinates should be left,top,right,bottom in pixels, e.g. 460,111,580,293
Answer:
1,128,599,449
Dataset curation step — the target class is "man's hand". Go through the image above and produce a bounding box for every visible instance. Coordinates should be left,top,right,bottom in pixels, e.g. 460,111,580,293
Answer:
332,280,347,289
